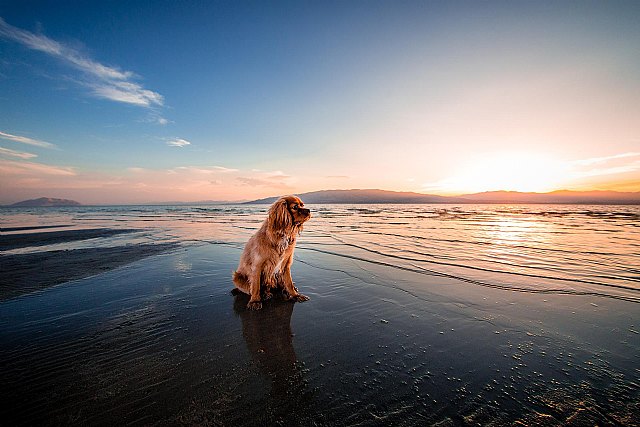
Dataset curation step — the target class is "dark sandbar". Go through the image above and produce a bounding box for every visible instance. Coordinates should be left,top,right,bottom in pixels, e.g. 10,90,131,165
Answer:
1,225,72,232
0,243,178,300
0,228,141,250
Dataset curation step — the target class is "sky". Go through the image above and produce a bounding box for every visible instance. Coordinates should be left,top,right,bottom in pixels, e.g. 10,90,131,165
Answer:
1,0,639,204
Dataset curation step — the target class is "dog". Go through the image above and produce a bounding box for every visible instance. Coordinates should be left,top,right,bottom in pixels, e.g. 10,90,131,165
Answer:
232,195,311,310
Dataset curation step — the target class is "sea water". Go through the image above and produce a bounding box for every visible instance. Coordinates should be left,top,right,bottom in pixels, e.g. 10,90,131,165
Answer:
3,203,639,302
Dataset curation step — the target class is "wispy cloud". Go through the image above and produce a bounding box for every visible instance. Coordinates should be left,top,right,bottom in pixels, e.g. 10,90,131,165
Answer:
573,152,640,166
166,138,191,147
236,170,293,188
0,130,55,148
0,17,163,107
91,82,163,107
139,114,170,126
150,116,169,126
236,177,273,187
168,165,238,174
212,166,239,173
569,152,640,179
266,170,291,181
0,159,76,176
0,146,37,159
163,165,293,188
571,152,640,167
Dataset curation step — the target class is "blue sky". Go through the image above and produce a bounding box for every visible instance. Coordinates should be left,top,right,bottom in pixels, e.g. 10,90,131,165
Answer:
1,1,639,203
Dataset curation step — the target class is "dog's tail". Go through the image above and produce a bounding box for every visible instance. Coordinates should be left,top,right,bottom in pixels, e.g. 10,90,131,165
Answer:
232,270,250,294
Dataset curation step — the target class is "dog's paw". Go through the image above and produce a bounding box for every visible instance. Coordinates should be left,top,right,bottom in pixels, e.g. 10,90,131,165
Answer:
294,294,310,303
247,300,263,310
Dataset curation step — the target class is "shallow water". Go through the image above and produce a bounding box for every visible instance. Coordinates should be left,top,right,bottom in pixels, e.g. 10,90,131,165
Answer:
3,203,639,301
1,204,639,425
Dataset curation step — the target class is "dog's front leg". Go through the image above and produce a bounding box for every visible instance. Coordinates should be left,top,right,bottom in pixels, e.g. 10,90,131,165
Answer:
247,265,263,310
282,254,309,303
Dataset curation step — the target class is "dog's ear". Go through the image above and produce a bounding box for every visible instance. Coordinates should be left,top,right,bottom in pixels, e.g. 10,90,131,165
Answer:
268,197,292,234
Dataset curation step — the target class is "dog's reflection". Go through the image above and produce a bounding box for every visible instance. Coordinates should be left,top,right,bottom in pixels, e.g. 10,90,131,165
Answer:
233,292,308,407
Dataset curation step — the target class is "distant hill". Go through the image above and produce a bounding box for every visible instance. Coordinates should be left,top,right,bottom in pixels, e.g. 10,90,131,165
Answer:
246,189,640,205
9,197,82,207
247,189,468,205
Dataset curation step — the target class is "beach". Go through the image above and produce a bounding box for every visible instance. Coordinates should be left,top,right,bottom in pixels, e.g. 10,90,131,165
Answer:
1,205,638,425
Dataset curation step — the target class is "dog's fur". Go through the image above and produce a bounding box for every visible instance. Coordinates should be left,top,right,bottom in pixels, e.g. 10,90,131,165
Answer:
232,195,311,310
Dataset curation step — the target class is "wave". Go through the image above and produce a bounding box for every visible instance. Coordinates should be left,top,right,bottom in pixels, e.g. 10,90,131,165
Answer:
295,246,640,304
303,236,640,292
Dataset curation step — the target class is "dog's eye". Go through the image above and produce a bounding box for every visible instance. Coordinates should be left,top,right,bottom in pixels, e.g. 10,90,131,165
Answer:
291,204,298,210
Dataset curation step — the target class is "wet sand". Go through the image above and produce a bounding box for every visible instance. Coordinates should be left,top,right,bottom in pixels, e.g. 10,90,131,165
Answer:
0,242,637,426
0,243,178,301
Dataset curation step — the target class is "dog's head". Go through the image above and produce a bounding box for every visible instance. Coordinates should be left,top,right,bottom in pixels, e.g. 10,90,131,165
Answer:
268,195,311,233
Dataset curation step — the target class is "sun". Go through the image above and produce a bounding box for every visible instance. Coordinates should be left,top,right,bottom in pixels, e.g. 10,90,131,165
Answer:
430,151,567,194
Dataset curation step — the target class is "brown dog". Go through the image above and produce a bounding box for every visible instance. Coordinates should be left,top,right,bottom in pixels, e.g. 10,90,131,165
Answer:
232,195,311,310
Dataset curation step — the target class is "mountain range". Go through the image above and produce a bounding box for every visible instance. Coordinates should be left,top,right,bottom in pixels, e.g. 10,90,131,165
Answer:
247,189,640,205
8,197,82,207
4,190,639,206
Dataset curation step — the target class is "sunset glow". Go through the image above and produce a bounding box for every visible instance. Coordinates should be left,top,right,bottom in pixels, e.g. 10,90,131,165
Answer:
425,152,567,194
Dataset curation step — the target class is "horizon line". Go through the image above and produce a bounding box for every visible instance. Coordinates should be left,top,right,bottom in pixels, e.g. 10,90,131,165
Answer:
3,187,639,207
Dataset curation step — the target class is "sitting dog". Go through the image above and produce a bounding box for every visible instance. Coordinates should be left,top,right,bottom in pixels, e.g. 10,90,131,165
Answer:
232,195,311,310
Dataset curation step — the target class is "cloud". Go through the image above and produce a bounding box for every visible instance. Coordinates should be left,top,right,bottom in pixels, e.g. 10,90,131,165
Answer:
0,159,76,176
236,174,292,188
235,168,295,187
0,146,37,159
571,152,640,167
266,170,291,180
166,138,191,147
0,130,55,148
167,165,238,174
212,166,239,173
91,82,163,107
140,114,170,126
0,17,163,107
569,152,640,178
236,177,272,186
